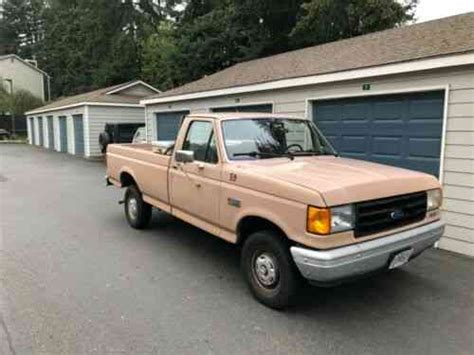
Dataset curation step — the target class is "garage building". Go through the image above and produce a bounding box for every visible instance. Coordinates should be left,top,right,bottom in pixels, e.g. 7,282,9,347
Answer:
141,13,474,256
25,80,159,158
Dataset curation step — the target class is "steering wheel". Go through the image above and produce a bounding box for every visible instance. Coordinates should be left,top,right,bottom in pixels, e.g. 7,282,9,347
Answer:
285,143,304,153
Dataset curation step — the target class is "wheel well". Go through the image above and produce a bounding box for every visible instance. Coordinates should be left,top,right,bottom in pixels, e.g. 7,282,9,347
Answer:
237,216,287,246
120,172,136,187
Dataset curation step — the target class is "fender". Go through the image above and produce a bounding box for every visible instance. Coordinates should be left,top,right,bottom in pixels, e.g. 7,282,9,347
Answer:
118,166,140,190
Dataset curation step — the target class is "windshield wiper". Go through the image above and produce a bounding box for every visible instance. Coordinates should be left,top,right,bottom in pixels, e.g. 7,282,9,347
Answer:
296,149,337,157
233,151,294,160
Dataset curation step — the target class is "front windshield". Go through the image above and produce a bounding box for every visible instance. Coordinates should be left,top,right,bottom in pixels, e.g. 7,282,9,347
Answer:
222,118,336,160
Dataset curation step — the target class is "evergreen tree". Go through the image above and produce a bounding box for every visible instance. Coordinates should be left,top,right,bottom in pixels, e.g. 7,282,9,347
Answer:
0,0,45,56
290,0,418,47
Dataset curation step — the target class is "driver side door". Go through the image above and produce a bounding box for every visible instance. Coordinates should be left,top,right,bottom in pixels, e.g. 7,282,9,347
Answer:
169,119,221,229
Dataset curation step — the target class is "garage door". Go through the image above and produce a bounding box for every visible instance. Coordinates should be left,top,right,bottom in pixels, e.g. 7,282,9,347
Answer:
29,117,35,144
37,117,44,146
156,111,189,141
73,115,84,155
47,116,54,149
212,104,273,113
58,116,67,152
313,91,444,176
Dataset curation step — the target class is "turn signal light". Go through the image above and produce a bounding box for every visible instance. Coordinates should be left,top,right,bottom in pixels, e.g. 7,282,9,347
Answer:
307,206,331,235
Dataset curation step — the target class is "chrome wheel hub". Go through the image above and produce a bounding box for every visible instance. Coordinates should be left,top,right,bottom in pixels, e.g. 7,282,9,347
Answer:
254,253,278,287
128,197,138,220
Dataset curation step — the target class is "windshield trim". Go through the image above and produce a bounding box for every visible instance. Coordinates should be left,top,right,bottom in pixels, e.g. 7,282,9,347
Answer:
219,117,337,162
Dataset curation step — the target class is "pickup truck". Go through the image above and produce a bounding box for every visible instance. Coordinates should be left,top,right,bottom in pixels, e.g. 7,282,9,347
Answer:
106,113,444,309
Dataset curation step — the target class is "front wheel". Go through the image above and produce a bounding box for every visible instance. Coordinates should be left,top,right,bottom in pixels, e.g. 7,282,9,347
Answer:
124,185,152,229
241,231,301,309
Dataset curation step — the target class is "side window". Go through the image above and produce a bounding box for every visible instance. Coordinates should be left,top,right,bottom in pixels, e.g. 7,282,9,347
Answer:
182,121,218,163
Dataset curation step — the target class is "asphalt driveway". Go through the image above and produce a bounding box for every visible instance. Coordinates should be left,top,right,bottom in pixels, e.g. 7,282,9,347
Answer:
1,144,473,355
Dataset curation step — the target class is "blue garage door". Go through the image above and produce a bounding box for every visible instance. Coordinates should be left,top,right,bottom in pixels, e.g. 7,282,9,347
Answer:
37,117,44,146
47,116,54,149
73,115,84,155
58,116,68,152
313,91,444,176
156,111,189,141
212,104,273,113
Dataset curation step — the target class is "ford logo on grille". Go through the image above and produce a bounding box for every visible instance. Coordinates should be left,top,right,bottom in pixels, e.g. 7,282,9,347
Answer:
390,209,405,220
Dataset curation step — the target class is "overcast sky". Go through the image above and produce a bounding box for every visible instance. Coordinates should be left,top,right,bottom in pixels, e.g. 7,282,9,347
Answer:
415,0,474,22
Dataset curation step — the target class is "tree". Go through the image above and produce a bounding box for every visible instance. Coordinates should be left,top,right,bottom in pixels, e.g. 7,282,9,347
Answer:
0,87,43,116
290,0,418,47
0,87,43,135
231,0,303,57
0,0,45,56
153,0,305,86
141,21,181,91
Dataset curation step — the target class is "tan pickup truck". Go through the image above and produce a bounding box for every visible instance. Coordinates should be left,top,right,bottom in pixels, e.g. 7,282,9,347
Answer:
106,113,444,308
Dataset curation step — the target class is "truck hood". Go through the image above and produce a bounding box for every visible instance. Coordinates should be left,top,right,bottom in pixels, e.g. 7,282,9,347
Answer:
234,156,440,206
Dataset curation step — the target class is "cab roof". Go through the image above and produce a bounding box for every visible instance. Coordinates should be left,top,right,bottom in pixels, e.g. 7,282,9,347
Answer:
186,112,306,121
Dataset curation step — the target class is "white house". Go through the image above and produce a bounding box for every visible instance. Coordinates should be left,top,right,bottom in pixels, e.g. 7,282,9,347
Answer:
0,54,49,101
25,80,160,158
141,13,474,256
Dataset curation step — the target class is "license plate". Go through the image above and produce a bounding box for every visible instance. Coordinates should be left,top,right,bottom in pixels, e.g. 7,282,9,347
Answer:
389,249,414,269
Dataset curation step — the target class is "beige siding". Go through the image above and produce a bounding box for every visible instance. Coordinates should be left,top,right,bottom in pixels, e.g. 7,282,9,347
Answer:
443,185,474,201
445,131,474,145
446,117,474,131
87,106,145,157
450,88,474,103
117,84,157,97
0,56,45,101
443,159,474,174
145,65,474,256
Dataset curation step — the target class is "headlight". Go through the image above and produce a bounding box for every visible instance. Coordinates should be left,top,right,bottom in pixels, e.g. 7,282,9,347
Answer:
331,204,355,233
307,204,354,235
427,189,442,211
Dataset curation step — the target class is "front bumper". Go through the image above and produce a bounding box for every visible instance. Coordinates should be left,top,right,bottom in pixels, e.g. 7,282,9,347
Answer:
290,220,444,284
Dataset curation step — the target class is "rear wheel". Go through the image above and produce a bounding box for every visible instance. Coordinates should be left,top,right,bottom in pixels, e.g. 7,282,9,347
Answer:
124,185,151,229
241,230,301,309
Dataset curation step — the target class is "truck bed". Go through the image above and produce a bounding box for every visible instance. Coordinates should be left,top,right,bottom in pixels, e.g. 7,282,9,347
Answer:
106,143,172,207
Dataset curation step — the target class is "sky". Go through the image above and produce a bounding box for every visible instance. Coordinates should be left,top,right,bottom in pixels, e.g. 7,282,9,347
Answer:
415,0,474,22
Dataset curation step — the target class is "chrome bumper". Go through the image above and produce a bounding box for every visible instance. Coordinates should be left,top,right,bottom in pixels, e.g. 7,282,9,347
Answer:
290,220,444,284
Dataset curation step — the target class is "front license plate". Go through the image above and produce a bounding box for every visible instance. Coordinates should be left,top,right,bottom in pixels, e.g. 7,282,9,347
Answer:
389,249,414,269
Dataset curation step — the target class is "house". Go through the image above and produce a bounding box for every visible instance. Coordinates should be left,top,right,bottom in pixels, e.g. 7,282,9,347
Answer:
140,13,474,256
25,80,160,158
0,54,49,101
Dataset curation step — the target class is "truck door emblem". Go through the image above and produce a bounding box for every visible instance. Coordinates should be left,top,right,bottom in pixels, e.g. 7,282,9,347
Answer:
227,197,241,208
229,173,237,182
390,209,404,220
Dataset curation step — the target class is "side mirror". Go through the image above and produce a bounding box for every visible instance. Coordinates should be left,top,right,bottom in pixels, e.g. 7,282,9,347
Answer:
175,150,194,163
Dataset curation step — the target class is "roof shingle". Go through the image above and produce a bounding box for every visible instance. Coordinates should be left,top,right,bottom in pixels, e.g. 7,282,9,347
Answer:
152,12,474,100
27,81,148,114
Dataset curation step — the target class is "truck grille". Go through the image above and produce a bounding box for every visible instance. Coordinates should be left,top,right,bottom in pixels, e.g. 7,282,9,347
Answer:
354,191,427,238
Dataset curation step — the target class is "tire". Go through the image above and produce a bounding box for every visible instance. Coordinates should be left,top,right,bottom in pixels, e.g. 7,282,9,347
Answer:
241,230,301,309
124,185,152,229
99,131,111,153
